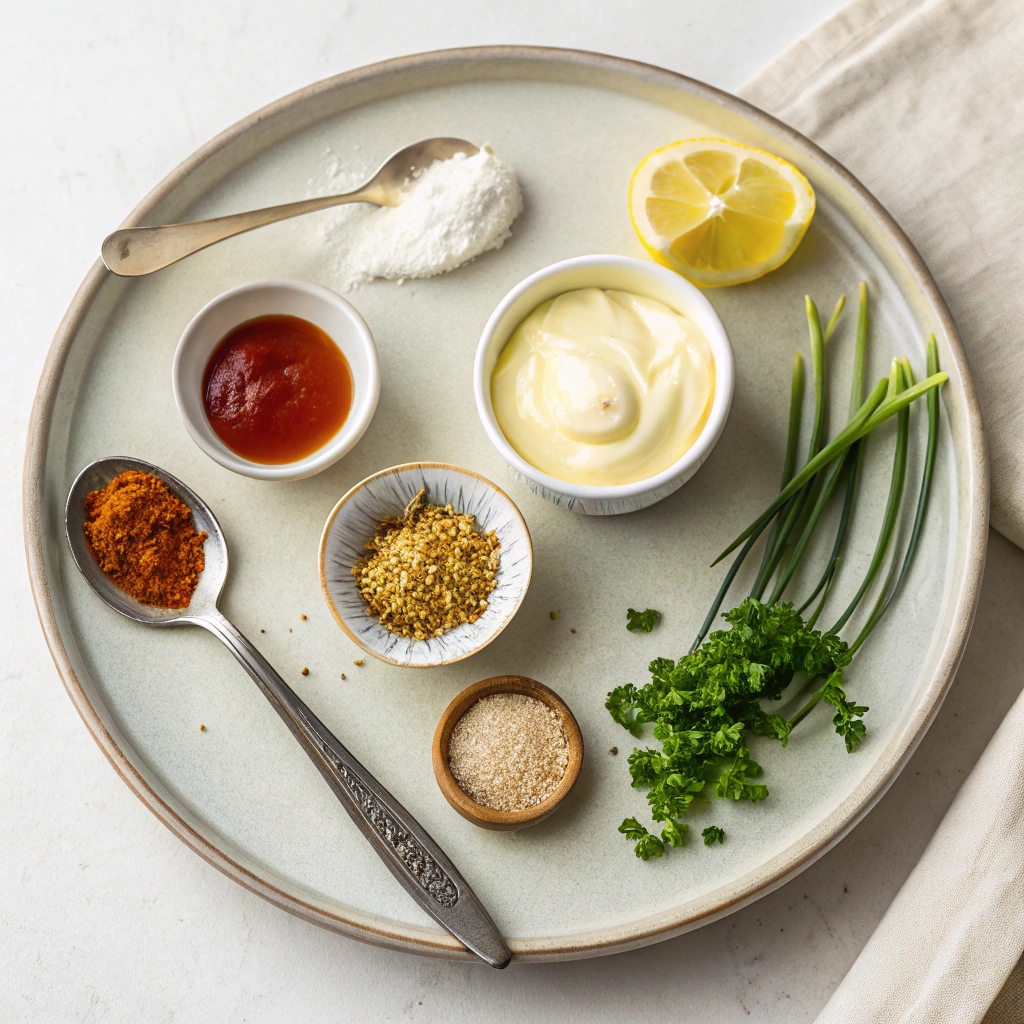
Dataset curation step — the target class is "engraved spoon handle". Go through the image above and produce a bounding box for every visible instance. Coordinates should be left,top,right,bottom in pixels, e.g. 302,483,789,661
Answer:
100,189,382,277
197,609,511,968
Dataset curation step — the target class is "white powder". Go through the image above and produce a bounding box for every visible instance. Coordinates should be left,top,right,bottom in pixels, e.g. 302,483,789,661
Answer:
320,146,523,291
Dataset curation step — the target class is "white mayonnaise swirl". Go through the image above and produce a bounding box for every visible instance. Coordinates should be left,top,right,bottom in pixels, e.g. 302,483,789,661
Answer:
490,288,715,486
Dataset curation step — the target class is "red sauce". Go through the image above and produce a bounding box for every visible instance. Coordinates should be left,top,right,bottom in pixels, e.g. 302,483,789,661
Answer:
202,314,354,464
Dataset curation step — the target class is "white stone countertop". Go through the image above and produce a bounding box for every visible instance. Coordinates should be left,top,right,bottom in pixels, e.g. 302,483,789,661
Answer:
5,2,1021,1020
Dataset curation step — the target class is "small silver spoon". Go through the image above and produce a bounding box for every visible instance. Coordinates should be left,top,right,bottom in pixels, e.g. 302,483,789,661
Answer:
101,137,480,277
65,456,510,969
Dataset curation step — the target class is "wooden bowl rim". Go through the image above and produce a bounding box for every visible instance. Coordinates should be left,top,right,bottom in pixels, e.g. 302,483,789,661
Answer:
432,675,584,830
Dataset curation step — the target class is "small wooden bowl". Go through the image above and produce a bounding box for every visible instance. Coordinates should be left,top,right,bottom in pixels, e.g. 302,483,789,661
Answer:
432,676,584,831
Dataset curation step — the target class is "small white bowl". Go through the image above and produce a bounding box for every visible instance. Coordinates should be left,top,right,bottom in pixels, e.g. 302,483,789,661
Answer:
319,463,533,668
473,255,735,515
172,279,380,480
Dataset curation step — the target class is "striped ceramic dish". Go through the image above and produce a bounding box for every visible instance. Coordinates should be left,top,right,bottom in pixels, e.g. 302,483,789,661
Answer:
318,462,533,667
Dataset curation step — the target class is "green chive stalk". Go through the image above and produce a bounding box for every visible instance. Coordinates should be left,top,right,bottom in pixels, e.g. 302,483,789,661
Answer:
797,283,870,614
692,350,805,650
830,360,911,633
789,360,916,730
750,297,831,600
847,337,940,655
712,371,947,566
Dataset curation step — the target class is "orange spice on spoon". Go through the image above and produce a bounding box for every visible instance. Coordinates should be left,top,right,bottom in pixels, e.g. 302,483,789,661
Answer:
83,470,207,608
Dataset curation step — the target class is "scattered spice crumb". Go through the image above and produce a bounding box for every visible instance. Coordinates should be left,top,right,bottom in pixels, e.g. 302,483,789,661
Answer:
609,747,618,755
199,724,206,732
570,628,576,634
448,693,568,812
289,628,293,633
353,659,363,666
301,667,309,676
260,629,265,633
549,610,559,620
300,614,307,621
340,673,346,680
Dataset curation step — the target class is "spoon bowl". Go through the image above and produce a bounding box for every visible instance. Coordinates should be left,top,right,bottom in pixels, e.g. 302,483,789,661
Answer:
101,137,481,276
65,457,227,624
357,137,481,205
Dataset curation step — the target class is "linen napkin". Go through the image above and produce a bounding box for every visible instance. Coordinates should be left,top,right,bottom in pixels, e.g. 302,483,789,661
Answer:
813,687,1024,1023
741,0,1024,551
739,1,1024,1020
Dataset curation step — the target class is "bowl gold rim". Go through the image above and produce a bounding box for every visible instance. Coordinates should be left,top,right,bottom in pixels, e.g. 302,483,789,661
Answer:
317,461,534,668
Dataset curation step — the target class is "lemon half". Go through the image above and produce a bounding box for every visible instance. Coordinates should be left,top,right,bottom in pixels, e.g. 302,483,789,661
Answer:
629,138,816,288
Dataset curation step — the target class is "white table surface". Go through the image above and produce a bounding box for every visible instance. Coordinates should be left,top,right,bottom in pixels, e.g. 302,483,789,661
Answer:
6,2,1022,1020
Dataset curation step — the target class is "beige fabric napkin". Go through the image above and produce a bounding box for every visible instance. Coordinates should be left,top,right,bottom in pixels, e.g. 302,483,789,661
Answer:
740,1,1024,1020
816,688,1024,1022
741,0,1024,550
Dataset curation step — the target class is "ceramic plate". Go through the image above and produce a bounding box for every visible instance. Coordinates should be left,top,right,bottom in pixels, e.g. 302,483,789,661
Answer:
25,47,987,961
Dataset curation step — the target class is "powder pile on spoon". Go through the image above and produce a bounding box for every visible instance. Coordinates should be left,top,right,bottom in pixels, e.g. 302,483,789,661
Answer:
83,470,207,609
322,146,523,290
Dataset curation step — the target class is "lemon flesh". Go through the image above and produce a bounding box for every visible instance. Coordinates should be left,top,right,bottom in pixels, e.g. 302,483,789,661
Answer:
630,139,815,287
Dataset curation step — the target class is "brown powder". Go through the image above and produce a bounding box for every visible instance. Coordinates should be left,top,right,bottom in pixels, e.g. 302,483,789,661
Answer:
448,693,569,812
83,470,207,608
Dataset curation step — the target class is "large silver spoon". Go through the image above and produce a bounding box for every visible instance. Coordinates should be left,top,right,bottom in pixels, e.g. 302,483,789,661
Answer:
65,456,510,969
101,137,479,277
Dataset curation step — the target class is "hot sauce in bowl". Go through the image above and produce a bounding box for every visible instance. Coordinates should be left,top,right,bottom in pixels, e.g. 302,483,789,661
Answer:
202,314,354,465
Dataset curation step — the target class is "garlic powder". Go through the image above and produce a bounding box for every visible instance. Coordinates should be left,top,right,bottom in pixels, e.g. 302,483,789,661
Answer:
322,146,523,290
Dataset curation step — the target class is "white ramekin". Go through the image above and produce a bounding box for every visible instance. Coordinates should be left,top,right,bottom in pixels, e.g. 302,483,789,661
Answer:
172,279,380,481
473,255,735,515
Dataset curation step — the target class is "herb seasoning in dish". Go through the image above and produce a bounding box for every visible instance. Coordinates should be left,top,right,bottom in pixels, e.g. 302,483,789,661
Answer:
352,488,500,640
202,314,353,464
448,693,569,812
83,470,207,608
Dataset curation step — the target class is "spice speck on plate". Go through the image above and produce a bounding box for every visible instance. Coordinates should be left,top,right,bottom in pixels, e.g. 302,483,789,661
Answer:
352,488,500,641
83,470,207,608
301,667,309,676
448,693,568,813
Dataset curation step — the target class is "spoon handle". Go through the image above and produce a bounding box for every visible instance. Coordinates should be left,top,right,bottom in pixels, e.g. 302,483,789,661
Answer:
198,610,511,969
100,190,381,277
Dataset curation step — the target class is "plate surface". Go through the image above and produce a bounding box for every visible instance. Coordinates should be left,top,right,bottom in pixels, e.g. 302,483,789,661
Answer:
25,47,987,961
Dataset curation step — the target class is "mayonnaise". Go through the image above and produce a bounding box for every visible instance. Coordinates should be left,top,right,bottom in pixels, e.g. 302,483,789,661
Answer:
490,288,715,486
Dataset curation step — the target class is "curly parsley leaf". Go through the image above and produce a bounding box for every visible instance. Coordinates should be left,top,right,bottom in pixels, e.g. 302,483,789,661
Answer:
627,608,662,633
660,819,688,848
820,670,869,752
702,826,725,846
619,817,665,859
